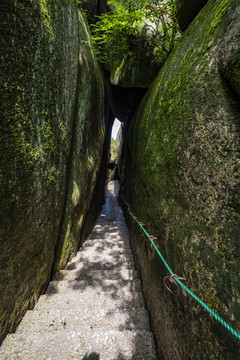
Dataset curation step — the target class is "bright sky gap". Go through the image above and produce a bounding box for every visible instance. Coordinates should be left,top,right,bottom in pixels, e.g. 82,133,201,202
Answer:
111,118,121,140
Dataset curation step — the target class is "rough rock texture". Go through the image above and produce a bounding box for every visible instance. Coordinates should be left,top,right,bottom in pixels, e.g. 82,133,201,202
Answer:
0,182,157,360
0,0,106,344
104,8,161,88
176,0,208,31
110,49,160,88
53,10,106,271
121,0,240,359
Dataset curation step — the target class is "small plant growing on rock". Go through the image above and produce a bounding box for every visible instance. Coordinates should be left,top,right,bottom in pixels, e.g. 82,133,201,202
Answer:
90,0,181,65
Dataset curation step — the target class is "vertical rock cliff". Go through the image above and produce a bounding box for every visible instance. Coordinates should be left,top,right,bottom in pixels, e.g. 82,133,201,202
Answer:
53,9,106,271
121,0,240,358
0,0,106,343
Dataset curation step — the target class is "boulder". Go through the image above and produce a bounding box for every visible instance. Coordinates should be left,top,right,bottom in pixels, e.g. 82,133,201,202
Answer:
122,0,240,358
0,0,79,343
110,48,160,88
176,0,208,31
53,10,106,271
0,0,105,343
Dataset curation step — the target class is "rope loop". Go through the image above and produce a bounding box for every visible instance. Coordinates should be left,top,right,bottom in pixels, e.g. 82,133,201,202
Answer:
164,274,187,297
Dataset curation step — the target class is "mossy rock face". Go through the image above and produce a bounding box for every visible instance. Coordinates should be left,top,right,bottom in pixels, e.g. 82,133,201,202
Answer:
0,0,105,343
53,10,106,271
110,48,160,88
122,0,240,358
0,0,79,342
176,0,208,31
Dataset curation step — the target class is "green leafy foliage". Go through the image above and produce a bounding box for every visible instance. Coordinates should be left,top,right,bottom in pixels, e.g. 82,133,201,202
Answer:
110,138,119,162
76,0,87,5
90,0,181,64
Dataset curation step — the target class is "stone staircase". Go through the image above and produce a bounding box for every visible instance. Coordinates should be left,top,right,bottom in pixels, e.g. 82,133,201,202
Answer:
0,181,157,360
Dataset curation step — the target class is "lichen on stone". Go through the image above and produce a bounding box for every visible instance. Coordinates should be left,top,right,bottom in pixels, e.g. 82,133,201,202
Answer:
0,0,105,344
122,0,240,358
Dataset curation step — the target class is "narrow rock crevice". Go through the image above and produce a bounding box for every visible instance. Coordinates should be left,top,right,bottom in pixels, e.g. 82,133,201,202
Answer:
108,83,148,123
1,0,239,358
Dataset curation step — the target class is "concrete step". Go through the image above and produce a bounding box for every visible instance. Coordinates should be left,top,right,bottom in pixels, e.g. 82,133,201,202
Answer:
88,220,129,233
86,230,130,239
46,278,142,295
81,239,132,252
69,251,134,265
79,249,133,260
16,305,150,334
53,261,137,282
34,291,145,312
79,246,133,258
64,259,135,272
76,249,133,264
88,234,130,241
52,266,138,282
1,330,157,360
88,231,130,240
82,240,131,250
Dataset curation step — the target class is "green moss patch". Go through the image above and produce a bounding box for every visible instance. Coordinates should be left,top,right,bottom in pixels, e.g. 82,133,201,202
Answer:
123,0,240,358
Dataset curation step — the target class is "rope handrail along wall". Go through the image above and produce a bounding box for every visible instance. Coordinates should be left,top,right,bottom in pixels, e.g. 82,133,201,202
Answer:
120,195,240,341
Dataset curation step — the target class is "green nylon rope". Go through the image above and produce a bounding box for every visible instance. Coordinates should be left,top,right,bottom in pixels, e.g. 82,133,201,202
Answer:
122,197,240,341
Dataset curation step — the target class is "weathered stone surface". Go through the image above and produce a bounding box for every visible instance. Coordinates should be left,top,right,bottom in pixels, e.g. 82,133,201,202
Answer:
0,0,106,344
53,10,106,271
110,49,160,88
102,5,161,88
0,0,79,343
176,0,208,31
122,0,240,359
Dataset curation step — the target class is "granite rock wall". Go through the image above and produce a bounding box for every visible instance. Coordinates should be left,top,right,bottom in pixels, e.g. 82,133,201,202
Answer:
121,0,240,358
0,0,106,343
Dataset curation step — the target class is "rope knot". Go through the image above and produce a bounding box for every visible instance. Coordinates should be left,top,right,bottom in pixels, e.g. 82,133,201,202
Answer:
163,274,186,297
